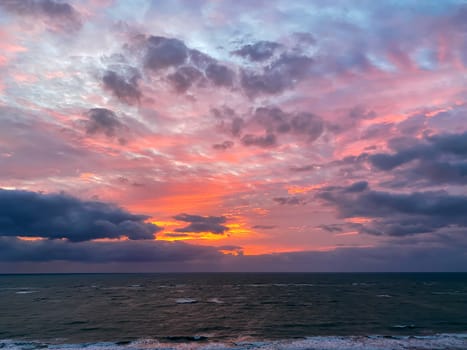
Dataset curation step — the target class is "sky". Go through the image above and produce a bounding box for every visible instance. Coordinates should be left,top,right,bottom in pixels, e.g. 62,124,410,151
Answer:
1,0,467,272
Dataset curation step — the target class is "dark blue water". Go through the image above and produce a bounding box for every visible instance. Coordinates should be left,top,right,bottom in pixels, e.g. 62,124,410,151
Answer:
1,273,467,349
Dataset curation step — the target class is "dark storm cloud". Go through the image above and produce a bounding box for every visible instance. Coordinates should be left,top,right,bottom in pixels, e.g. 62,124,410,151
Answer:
0,189,161,241
102,69,142,105
212,140,234,151
241,133,277,148
173,213,228,234
368,131,467,185
0,0,82,31
273,196,306,205
0,237,220,262
240,53,313,96
85,108,126,139
167,66,203,93
318,182,467,237
233,41,281,61
144,36,188,71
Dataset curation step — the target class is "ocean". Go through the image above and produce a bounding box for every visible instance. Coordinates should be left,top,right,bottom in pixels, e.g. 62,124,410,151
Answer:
1,273,466,350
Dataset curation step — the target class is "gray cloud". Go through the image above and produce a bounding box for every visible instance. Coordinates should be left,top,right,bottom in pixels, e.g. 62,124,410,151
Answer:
167,66,203,93
0,237,219,262
370,132,467,171
213,105,324,148
0,189,161,242
318,182,467,237
174,213,229,234
2,237,467,272
0,107,94,180
252,106,324,143
241,133,277,148
144,36,188,71
318,224,345,233
252,225,276,230
289,165,318,172
188,49,216,69
85,108,126,140
212,107,245,137
327,106,378,135
240,53,313,96
212,140,234,150
205,63,235,87
0,0,82,31
233,41,281,61
273,196,306,205
369,131,467,185
102,69,142,105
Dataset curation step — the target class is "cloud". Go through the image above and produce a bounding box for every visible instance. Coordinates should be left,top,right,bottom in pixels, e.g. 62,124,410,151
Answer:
289,165,318,172
85,108,127,140
144,36,189,71
173,213,228,234
344,181,369,193
0,0,82,31
205,63,235,87
0,106,100,180
233,41,281,61
241,133,277,148
368,131,467,185
318,224,345,233
102,69,142,105
240,53,313,96
252,225,276,229
167,66,203,93
251,106,324,143
212,140,234,150
273,196,306,205
0,237,220,262
0,189,161,241
212,107,245,137
318,182,467,237
213,105,324,148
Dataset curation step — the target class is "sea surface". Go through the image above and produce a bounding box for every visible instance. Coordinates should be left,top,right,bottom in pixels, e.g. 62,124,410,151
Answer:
1,273,467,349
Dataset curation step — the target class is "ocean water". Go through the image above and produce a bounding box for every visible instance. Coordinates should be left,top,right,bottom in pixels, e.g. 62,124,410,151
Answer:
1,273,467,349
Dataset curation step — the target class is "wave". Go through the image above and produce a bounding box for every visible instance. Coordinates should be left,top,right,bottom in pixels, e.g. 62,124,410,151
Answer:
174,298,197,304
2,334,467,350
206,298,224,304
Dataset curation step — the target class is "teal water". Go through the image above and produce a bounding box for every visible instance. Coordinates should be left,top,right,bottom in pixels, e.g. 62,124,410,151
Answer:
1,273,466,349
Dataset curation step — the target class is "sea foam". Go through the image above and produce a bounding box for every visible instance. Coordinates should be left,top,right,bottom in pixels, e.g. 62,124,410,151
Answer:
2,334,467,350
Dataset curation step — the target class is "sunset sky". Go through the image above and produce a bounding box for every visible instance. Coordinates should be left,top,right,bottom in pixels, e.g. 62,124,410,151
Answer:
1,0,467,272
